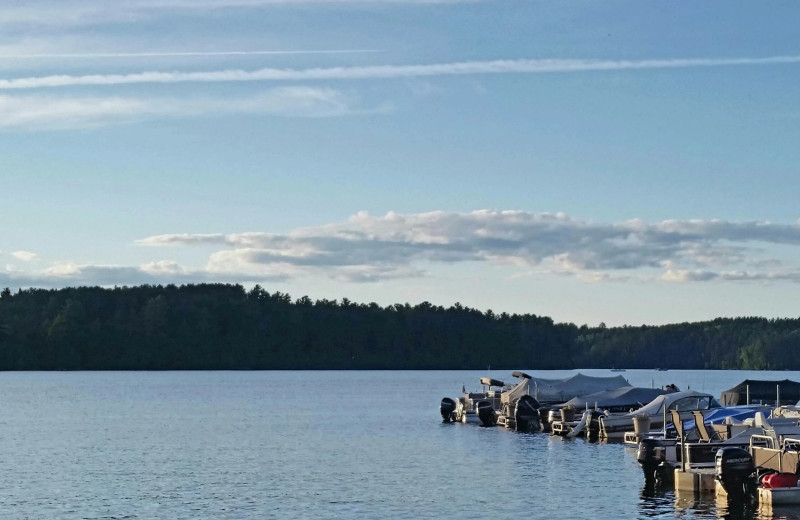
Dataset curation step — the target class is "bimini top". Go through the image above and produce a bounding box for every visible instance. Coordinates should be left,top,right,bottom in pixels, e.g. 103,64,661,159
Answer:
527,373,629,403
720,379,800,406
480,377,506,388
562,386,668,411
627,390,720,418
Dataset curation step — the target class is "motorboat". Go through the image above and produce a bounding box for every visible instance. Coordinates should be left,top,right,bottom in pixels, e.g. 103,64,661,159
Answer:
440,376,506,425
440,371,543,429
635,407,777,484
714,417,800,506
526,373,630,432
495,371,542,432
550,386,668,438
441,372,631,431
599,390,721,441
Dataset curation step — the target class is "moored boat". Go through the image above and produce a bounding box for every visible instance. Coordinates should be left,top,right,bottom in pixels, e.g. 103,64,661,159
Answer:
495,372,542,432
550,386,668,438
599,390,720,441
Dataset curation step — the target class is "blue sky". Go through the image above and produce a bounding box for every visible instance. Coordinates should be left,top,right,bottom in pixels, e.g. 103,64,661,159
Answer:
2,0,800,326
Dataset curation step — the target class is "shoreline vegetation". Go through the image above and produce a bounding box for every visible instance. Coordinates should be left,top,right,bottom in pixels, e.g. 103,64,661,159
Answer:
0,283,797,371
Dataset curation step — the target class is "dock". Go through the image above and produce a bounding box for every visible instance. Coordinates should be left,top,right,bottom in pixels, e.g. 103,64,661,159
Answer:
673,467,717,495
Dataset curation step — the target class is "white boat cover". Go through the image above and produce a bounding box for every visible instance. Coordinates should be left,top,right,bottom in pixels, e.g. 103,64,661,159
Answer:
625,389,718,418
528,373,629,403
562,386,667,410
501,377,531,404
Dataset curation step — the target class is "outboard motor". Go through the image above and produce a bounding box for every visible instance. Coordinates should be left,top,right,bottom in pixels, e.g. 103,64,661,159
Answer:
440,397,456,423
715,447,756,500
636,438,668,484
477,400,496,427
514,395,541,432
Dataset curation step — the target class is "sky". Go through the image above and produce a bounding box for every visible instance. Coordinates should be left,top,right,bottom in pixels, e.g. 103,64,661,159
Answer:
1,0,800,327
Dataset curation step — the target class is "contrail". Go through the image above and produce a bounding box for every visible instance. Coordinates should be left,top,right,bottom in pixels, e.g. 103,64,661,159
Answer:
0,49,381,59
1,55,799,89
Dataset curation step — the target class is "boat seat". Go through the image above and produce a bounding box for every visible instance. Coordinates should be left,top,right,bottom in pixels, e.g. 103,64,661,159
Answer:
670,409,685,440
691,410,720,442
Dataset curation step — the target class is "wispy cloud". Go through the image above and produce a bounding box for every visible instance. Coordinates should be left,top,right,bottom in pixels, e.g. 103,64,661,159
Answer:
2,56,800,90
0,87,360,130
0,49,381,60
1,0,482,27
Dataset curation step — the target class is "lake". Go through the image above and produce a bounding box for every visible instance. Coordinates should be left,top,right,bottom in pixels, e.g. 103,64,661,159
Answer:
2,369,800,519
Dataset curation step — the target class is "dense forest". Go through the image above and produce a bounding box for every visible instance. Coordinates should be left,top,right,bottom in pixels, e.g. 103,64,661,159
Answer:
0,284,798,370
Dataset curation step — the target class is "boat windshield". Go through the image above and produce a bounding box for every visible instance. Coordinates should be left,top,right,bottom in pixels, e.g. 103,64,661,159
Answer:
667,395,720,411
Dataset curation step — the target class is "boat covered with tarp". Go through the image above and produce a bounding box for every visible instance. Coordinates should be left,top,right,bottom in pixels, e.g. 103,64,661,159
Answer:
562,386,669,414
529,373,630,403
719,379,800,406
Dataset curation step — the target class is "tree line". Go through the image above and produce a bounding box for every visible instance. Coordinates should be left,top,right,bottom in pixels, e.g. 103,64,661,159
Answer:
0,284,797,370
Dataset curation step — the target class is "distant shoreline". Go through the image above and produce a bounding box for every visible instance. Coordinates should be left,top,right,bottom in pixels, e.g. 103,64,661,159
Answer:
0,284,796,371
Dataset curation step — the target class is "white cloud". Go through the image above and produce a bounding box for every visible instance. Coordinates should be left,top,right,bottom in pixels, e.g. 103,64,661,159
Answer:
2,56,800,90
134,211,800,284
7,212,800,288
14,261,288,287
11,250,38,262
0,87,359,130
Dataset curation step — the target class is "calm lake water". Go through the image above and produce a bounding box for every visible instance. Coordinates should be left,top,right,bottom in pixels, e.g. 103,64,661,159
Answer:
2,369,800,519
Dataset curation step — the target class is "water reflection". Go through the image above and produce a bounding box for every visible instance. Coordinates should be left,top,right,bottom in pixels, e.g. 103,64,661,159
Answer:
637,483,800,520
712,494,758,520
754,504,800,520
638,485,675,517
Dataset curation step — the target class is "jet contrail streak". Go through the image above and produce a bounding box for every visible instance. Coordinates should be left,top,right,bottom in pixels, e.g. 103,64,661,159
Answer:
1,55,798,89
0,49,381,59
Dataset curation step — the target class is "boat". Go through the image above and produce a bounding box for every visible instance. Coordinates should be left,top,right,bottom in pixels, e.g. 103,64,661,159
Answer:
440,372,630,431
549,386,669,438
635,407,777,484
525,373,630,432
599,389,721,440
714,422,800,506
440,376,506,425
494,371,542,432
720,379,800,406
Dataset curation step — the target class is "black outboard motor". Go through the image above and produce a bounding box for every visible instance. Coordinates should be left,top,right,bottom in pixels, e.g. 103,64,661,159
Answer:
636,438,669,484
514,395,541,432
477,400,496,427
440,397,456,423
715,447,756,500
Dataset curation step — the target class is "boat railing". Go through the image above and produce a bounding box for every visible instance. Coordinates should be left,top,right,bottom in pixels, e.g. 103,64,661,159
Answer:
782,437,800,451
750,434,778,450
750,435,800,474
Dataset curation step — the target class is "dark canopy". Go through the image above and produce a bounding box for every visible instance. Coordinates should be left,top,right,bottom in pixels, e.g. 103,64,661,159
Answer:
720,379,800,406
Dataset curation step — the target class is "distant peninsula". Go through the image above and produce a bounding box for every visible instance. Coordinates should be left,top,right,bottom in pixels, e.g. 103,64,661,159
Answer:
0,284,796,371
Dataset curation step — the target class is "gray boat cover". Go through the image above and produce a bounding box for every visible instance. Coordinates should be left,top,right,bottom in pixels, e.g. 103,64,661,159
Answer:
528,373,629,403
719,379,800,406
562,386,668,410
